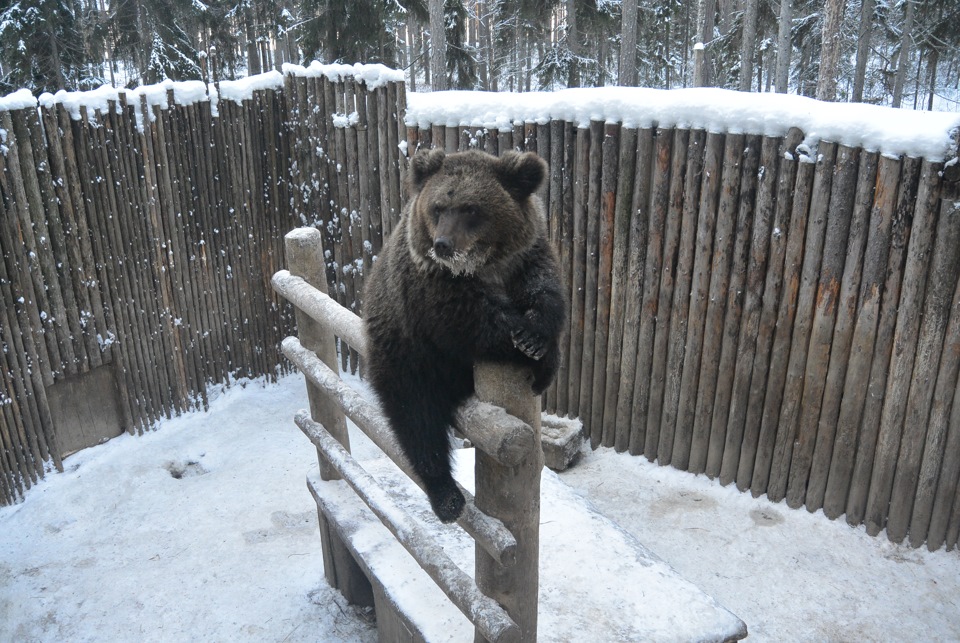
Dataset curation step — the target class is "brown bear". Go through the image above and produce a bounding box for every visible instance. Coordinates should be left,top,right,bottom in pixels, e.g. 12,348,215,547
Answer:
362,148,566,523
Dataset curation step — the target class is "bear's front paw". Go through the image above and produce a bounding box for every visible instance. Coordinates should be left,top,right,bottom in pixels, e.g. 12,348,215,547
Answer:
424,478,466,523
530,346,559,395
511,328,548,361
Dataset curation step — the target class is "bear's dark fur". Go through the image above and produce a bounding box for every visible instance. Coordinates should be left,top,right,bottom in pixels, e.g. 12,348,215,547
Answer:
362,149,566,523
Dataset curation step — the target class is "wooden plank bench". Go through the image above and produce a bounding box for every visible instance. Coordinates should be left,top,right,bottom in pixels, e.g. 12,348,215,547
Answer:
309,448,748,642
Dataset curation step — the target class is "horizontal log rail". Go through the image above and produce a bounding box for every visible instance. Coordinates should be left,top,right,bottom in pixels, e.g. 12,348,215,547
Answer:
272,270,367,354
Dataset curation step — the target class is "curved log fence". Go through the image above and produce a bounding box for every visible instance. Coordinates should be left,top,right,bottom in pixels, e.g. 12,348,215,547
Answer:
1,70,958,553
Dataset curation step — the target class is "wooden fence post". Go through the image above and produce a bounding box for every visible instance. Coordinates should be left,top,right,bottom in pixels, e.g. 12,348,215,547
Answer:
473,362,542,643
285,228,351,473
284,227,371,607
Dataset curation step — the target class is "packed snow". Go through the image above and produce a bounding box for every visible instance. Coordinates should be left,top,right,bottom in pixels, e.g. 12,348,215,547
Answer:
5,62,404,129
2,374,958,641
404,87,960,161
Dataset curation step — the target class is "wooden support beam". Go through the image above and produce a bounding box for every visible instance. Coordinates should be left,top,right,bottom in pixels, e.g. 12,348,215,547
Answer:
474,362,543,643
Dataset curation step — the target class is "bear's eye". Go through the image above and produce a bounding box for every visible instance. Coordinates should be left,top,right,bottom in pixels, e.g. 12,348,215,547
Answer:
463,207,483,230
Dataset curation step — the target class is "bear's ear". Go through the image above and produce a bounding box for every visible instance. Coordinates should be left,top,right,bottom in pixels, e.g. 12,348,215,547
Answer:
410,148,446,191
495,151,547,201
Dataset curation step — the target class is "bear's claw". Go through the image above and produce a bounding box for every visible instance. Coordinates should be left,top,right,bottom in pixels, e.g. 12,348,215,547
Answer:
512,329,547,360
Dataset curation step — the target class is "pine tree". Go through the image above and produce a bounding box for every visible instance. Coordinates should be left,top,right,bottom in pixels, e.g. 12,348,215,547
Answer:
445,0,477,89
298,0,402,65
0,0,87,92
111,0,203,84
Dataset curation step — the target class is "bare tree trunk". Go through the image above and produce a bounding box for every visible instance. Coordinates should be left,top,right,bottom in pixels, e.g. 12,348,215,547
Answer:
739,0,759,91
892,0,916,107
913,47,924,109
693,0,716,87
407,21,418,92
927,45,939,110
524,37,532,91
815,0,844,100
852,0,875,102
664,20,671,88
481,1,496,90
775,0,792,93
681,1,691,86
430,0,448,90
567,0,581,87
422,24,431,86
470,5,485,89
619,0,639,86
245,7,261,76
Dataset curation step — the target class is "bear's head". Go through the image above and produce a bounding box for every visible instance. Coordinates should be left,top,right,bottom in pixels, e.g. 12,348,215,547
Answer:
405,149,547,276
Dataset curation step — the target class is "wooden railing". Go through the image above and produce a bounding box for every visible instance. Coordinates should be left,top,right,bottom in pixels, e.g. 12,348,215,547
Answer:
273,227,543,642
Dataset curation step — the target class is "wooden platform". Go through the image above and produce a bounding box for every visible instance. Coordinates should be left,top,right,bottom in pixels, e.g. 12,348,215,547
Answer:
308,448,748,642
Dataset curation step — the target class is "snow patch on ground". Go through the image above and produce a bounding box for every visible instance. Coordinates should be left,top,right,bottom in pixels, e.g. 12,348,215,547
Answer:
560,448,960,641
0,376,375,643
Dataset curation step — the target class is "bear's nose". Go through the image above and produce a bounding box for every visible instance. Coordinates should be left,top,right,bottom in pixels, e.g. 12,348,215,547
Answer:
433,237,454,258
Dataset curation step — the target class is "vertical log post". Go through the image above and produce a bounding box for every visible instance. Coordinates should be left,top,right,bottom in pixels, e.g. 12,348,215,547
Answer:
474,362,542,643
284,228,350,474
284,228,370,606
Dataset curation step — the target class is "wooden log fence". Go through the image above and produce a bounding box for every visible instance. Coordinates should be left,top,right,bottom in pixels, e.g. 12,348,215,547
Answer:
2,72,959,554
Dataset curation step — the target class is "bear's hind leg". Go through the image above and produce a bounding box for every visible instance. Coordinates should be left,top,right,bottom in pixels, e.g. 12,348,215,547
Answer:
375,376,467,523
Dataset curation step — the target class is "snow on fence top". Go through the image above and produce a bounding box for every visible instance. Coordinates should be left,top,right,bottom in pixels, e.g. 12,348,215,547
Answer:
405,87,960,162
0,62,404,131
2,61,958,161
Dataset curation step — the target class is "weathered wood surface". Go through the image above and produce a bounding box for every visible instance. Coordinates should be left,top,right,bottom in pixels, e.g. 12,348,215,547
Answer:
644,128,687,460
474,362,543,643
656,129,706,463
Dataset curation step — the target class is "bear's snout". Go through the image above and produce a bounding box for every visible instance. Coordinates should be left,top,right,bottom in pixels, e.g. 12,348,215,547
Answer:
433,236,455,258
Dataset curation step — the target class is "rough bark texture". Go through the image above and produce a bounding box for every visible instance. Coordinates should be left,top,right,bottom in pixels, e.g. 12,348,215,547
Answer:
619,0,639,87
429,0,448,91
816,0,845,101
775,0,793,93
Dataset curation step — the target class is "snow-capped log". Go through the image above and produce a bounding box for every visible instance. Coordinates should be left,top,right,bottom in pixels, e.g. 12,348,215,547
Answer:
272,270,367,355
294,410,520,643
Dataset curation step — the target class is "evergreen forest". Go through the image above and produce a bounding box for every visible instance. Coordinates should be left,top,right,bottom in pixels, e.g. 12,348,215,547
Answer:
0,0,958,109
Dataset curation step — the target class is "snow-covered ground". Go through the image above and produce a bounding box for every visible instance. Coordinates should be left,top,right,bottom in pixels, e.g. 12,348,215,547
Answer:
1,374,958,642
